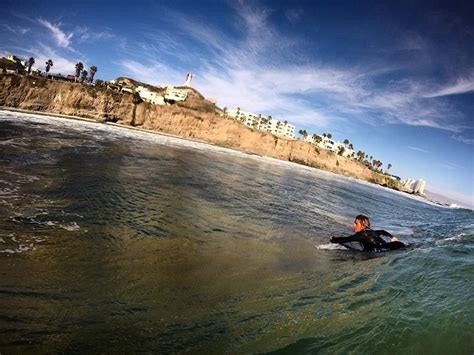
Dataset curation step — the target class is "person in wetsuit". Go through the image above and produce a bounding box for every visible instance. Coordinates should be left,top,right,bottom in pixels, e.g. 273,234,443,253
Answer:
330,215,406,251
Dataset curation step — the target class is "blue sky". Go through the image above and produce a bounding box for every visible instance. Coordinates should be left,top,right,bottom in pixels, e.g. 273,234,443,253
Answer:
1,0,473,207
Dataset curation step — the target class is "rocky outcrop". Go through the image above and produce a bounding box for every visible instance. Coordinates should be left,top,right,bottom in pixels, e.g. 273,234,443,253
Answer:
0,73,399,188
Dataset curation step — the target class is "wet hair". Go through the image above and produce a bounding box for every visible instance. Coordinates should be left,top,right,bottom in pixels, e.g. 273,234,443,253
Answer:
355,215,370,229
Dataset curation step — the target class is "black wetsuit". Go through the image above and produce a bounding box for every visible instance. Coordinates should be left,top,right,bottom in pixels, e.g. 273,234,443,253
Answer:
330,229,405,252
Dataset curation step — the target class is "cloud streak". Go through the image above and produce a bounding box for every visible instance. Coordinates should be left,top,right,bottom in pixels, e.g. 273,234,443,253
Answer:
408,146,429,153
424,74,474,98
38,18,73,48
2,24,30,35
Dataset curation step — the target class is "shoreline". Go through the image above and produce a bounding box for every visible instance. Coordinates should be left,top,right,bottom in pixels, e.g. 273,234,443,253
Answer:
1,107,456,210
0,106,268,159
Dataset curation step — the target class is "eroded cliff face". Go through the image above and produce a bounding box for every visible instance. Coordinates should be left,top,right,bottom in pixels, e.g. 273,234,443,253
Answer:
0,73,397,187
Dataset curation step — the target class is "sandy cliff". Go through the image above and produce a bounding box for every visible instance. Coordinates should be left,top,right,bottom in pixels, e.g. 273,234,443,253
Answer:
0,73,398,188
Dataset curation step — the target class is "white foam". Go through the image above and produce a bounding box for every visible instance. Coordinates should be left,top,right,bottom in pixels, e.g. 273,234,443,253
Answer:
316,243,348,250
60,222,80,231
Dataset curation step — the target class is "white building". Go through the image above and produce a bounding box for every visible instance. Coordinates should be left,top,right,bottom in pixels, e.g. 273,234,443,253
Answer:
227,108,295,139
136,86,166,105
164,86,188,102
304,135,354,158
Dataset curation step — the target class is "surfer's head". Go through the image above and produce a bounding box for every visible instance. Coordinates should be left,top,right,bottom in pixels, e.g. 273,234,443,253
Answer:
353,215,370,232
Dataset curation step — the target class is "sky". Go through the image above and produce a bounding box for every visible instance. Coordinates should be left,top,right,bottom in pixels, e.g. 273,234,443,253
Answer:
1,0,473,208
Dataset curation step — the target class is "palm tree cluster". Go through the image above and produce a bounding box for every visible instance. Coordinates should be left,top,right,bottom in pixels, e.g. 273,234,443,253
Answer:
74,62,98,83
300,130,393,173
6,55,100,85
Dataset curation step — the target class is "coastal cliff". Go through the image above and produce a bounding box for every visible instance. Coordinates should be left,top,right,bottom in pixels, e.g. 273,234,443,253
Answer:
0,73,398,188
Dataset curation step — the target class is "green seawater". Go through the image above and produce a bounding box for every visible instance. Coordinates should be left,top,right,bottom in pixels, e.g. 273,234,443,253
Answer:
0,111,473,354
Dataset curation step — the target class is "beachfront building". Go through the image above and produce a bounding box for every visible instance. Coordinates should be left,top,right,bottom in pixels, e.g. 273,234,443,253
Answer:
304,135,354,158
164,86,188,102
227,108,295,139
136,86,166,105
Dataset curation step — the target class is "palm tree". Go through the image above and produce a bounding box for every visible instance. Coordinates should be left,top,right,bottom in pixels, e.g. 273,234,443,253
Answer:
387,163,392,171
80,69,88,83
343,139,349,146
348,143,354,150
75,62,84,82
284,120,288,125
323,133,327,138
27,57,35,74
88,65,97,83
268,115,272,121
327,133,332,139
45,59,53,75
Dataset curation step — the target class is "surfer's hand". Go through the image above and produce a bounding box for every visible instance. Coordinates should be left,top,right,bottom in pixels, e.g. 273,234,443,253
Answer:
390,235,399,241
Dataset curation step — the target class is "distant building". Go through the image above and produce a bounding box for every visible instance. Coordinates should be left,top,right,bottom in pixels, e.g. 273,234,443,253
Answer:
136,86,165,105
164,86,188,102
227,108,295,139
305,135,354,158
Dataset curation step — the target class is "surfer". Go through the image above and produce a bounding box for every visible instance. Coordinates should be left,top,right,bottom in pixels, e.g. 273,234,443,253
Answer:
330,215,405,251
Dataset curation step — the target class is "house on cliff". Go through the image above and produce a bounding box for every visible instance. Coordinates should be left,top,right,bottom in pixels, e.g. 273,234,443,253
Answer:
227,108,296,139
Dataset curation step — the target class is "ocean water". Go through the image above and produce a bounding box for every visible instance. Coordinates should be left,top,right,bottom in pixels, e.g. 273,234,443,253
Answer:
0,110,473,354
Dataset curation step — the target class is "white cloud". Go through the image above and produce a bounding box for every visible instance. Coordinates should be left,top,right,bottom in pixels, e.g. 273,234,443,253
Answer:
451,134,474,145
407,146,429,153
6,42,81,75
75,26,115,43
2,24,30,35
424,74,474,98
38,18,73,48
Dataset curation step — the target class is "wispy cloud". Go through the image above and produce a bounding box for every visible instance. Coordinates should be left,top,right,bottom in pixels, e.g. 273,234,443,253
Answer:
38,18,73,48
116,2,471,133
424,74,474,98
2,24,30,35
408,146,429,153
285,8,304,24
451,134,474,145
75,26,115,43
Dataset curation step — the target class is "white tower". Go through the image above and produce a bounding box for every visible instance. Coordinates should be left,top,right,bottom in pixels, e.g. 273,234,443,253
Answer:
184,72,193,87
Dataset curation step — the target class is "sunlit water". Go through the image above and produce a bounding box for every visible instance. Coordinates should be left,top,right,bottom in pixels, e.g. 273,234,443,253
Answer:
0,110,473,354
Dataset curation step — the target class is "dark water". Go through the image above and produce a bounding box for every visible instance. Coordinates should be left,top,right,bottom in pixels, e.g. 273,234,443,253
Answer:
0,111,473,354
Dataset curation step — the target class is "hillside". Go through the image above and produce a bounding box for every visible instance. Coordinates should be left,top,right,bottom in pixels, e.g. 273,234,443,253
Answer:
0,73,398,188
